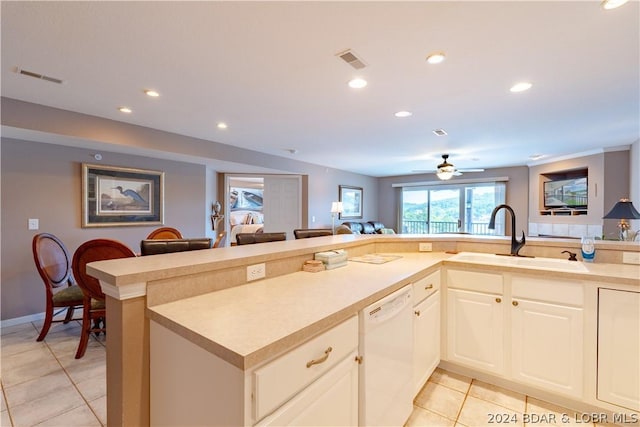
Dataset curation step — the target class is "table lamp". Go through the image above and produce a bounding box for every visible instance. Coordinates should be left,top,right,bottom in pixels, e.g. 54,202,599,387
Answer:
603,198,640,240
330,201,343,234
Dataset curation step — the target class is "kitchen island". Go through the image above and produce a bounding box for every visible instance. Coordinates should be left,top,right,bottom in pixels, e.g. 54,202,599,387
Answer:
87,234,640,426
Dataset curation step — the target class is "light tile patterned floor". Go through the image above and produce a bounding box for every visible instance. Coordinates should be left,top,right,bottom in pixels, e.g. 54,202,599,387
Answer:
1,320,631,427
1,319,106,427
407,369,631,427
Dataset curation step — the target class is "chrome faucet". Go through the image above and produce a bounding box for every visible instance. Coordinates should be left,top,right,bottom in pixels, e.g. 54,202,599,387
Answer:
488,204,526,257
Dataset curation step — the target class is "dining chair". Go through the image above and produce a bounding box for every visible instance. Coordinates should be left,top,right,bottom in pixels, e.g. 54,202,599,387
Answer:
146,227,183,239
213,231,227,248
72,239,136,359
32,233,84,341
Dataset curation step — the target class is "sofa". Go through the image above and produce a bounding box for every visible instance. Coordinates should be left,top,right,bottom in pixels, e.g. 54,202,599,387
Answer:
341,221,387,234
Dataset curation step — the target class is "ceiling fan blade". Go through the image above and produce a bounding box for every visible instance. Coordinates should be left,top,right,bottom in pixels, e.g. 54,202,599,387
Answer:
457,168,485,173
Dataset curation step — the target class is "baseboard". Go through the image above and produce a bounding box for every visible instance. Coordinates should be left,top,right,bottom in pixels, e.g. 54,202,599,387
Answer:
0,311,45,328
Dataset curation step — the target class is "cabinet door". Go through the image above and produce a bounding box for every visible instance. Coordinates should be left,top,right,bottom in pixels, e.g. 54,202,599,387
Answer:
255,352,359,426
447,288,504,374
598,289,640,411
511,299,583,398
414,290,440,394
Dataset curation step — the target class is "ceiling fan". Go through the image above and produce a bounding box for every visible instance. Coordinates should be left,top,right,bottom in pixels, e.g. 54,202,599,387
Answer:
413,154,485,180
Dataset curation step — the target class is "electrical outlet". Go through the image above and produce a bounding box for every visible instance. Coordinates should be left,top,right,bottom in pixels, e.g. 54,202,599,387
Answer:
622,252,640,265
28,218,39,230
419,242,432,252
247,263,266,281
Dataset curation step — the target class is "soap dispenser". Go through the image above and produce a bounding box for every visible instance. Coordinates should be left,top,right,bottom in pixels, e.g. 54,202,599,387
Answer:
581,236,595,262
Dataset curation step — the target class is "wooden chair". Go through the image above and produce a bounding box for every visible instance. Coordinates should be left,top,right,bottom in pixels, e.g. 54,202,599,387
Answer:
72,239,136,359
213,231,227,248
146,227,183,239
32,233,84,341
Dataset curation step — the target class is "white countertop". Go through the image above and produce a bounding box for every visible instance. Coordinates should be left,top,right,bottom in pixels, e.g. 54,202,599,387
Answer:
147,252,446,369
147,251,639,370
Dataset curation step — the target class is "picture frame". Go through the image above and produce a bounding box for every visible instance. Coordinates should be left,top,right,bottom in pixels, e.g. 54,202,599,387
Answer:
82,163,164,227
339,185,363,219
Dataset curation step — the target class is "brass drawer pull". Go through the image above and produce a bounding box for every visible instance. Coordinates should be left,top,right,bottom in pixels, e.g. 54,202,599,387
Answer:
512,300,519,307
425,284,434,290
306,347,333,368
496,297,502,303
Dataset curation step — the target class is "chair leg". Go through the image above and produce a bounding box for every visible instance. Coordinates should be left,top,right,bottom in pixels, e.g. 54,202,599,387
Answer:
37,303,54,342
75,304,91,359
63,306,75,323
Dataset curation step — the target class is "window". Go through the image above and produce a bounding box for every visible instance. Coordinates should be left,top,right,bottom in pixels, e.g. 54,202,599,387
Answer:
400,181,506,235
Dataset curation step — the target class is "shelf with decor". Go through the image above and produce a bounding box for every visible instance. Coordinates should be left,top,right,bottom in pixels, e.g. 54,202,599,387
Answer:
539,208,588,216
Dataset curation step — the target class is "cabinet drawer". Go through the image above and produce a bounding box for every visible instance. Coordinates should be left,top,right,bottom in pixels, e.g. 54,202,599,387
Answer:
512,275,583,306
413,270,441,304
447,269,503,294
253,316,358,421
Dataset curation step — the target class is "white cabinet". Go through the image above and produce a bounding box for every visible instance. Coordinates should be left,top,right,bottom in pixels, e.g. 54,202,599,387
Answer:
597,288,640,411
256,351,358,426
413,271,441,394
150,316,359,426
446,270,505,375
511,276,584,398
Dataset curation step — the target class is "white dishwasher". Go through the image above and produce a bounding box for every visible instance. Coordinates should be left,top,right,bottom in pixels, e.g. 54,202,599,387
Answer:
359,284,414,427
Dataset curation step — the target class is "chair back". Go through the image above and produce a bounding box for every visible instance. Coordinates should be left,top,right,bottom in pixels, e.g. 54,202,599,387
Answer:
32,233,75,292
335,224,354,234
146,227,183,240
293,229,333,239
213,232,227,248
236,232,287,245
140,238,213,256
72,239,136,301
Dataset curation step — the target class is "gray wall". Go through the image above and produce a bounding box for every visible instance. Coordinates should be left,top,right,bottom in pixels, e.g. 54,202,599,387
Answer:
1,138,207,319
1,98,379,320
377,166,530,234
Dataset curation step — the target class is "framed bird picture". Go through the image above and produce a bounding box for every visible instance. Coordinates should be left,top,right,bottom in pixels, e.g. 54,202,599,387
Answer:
82,163,164,227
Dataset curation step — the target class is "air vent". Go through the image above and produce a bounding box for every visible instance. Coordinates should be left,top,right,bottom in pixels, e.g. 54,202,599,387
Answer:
433,129,448,136
16,68,64,84
336,49,367,70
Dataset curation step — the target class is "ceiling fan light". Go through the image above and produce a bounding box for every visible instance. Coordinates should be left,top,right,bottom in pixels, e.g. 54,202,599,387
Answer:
436,170,454,180
602,0,629,9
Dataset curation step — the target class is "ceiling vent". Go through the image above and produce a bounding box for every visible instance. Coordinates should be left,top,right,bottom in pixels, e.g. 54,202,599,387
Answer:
16,67,64,84
433,129,448,136
336,49,367,70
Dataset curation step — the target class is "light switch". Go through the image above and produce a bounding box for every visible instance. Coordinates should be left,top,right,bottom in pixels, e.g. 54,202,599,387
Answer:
28,218,39,230
312,216,316,223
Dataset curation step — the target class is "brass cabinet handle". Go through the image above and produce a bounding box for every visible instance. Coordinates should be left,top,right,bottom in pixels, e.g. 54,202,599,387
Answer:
306,347,333,368
415,310,421,316
355,355,363,364
495,297,502,303
425,284,434,290
512,300,519,307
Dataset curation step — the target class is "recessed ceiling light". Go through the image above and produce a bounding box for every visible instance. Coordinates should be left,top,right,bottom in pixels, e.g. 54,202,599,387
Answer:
217,122,228,129
144,89,160,97
529,154,545,160
394,111,412,118
426,52,446,64
510,82,533,93
433,128,448,136
601,0,629,9
348,78,368,89
118,106,132,113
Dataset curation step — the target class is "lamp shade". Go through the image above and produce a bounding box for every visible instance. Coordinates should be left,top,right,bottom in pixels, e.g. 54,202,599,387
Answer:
330,201,344,214
603,199,640,219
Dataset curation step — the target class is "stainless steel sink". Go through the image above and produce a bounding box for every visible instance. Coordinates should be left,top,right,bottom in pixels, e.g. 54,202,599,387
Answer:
448,252,589,272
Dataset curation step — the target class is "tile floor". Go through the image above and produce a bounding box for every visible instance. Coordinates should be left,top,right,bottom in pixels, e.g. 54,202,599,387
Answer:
1,318,106,427
0,319,628,427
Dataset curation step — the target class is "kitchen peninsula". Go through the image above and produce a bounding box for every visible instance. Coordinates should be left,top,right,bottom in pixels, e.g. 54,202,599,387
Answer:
87,234,640,426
